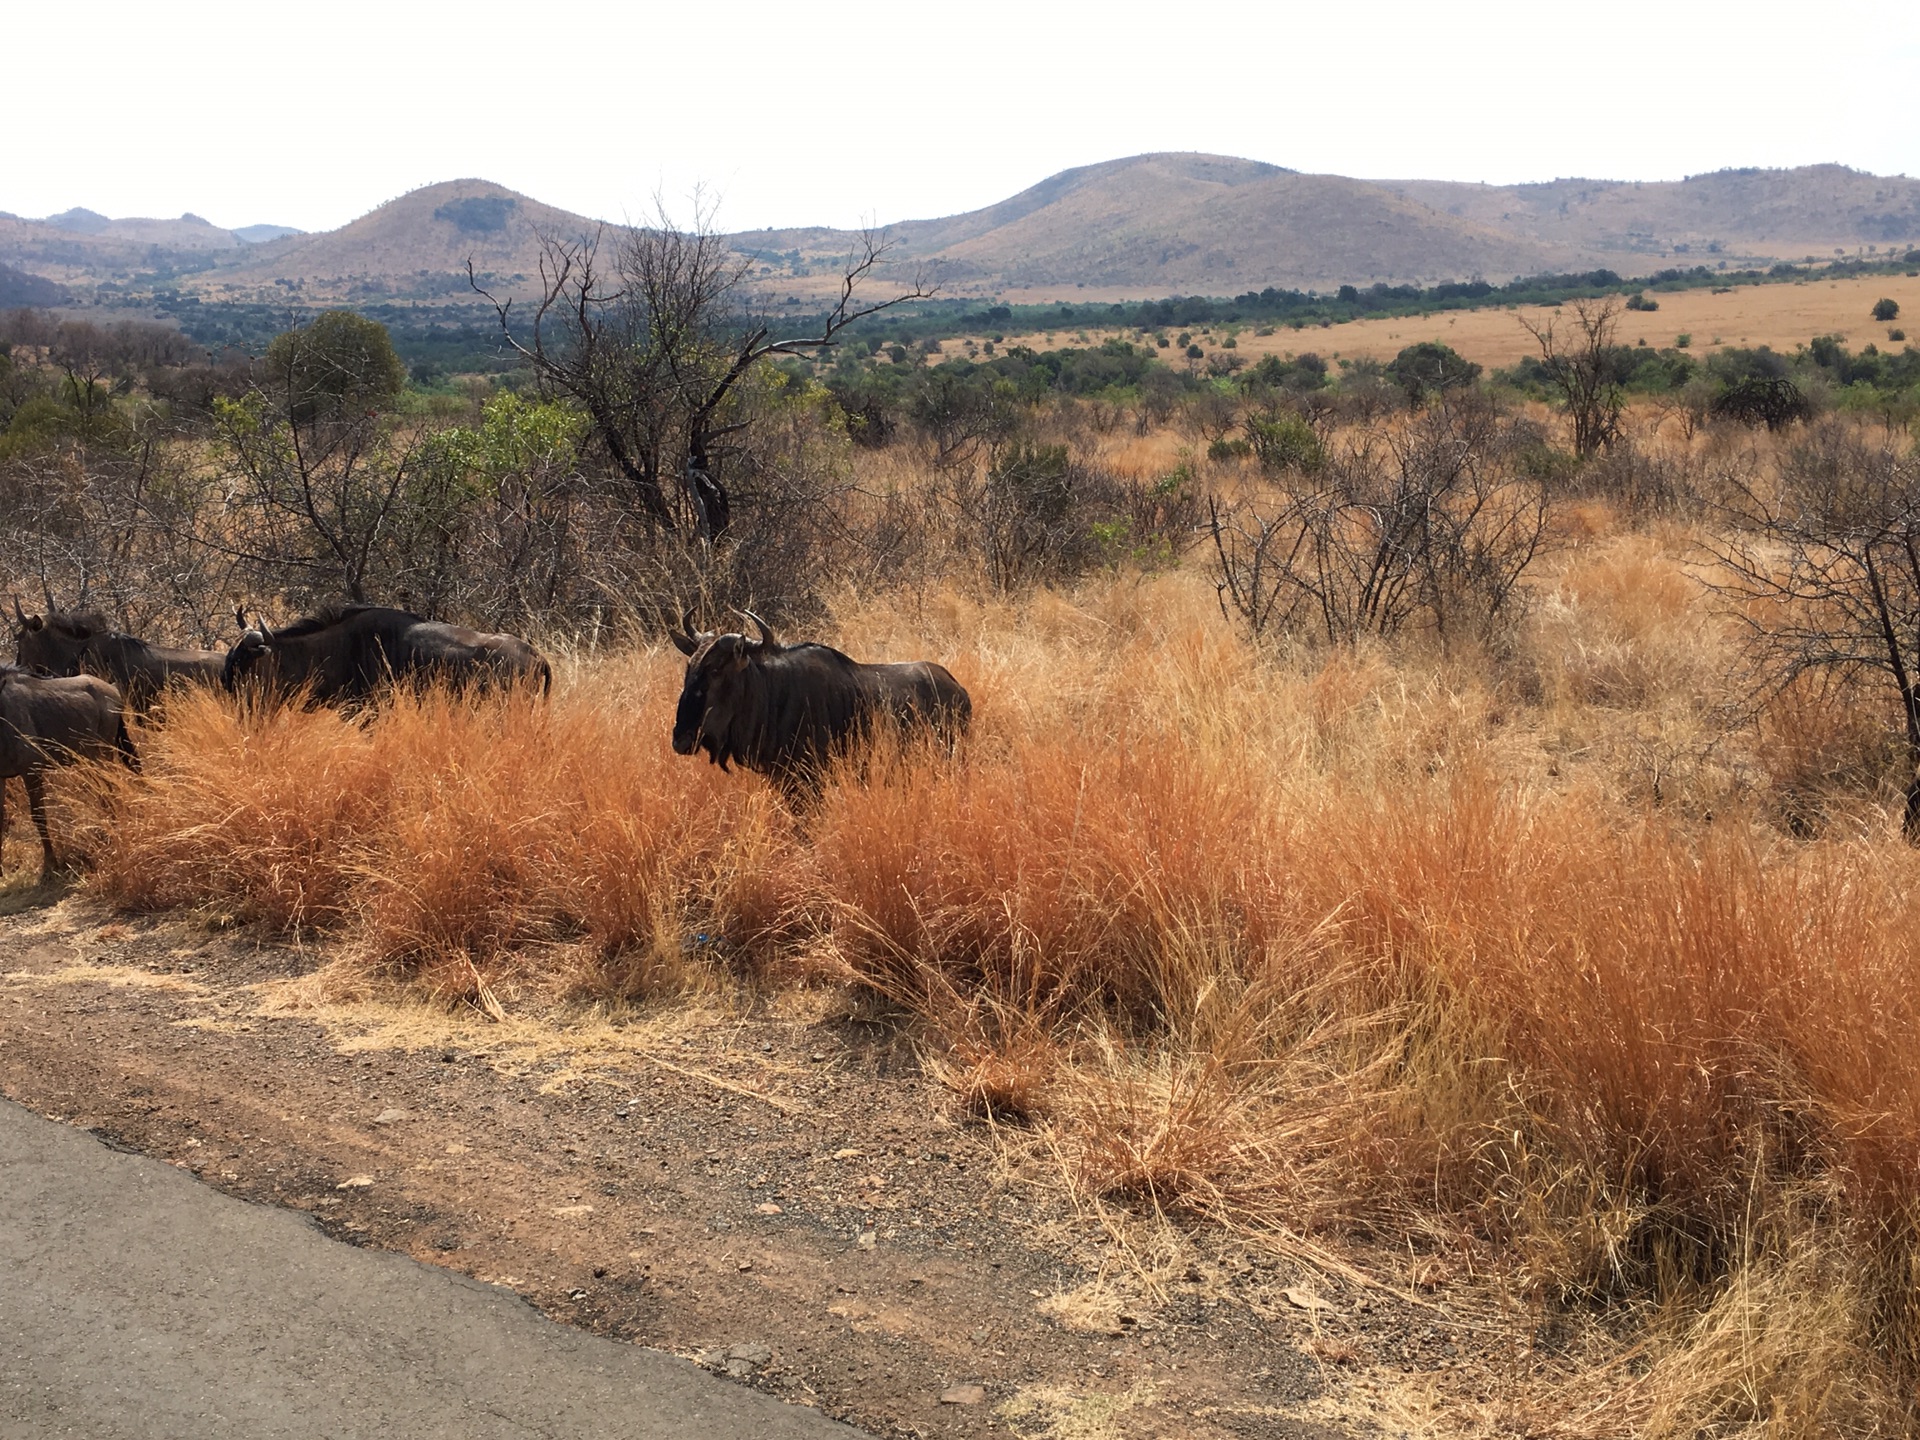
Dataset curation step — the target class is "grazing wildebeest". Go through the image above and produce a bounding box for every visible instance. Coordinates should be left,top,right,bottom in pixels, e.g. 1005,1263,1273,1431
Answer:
0,665,139,883
668,609,970,787
222,605,551,704
12,598,224,710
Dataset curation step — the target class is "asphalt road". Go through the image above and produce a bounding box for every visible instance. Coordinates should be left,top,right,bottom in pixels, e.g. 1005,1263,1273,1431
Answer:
0,1098,859,1439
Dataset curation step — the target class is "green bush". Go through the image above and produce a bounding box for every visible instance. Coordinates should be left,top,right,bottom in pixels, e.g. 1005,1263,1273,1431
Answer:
1245,412,1324,474
1871,297,1900,322
263,310,405,424
1386,341,1481,401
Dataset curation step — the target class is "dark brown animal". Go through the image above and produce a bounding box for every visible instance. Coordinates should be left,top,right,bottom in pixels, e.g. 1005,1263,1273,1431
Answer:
12,599,223,710
223,604,551,704
0,665,139,882
669,610,970,786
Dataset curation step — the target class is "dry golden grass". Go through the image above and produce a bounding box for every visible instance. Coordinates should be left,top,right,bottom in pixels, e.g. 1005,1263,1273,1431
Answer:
79,664,805,1007
931,270,1920,372
41,516,1920,1429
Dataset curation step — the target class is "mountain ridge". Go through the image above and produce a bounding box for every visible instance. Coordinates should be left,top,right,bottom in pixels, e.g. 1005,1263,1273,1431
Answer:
3,155,1917,307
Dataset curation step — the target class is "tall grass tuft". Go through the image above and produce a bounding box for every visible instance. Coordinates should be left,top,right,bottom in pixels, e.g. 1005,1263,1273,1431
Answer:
81,665,805,1001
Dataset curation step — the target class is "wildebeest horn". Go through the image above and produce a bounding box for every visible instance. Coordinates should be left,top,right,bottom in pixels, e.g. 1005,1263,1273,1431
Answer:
234,604,250,632
254,612,271,639
10,595,24,625
737,609,776,649
668,606,699,657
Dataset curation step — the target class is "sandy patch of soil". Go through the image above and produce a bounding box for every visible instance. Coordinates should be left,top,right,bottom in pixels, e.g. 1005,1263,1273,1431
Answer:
0,893,1571,1437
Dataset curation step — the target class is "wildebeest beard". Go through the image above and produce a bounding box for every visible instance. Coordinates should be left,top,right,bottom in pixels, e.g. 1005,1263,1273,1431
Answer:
671,636,725,764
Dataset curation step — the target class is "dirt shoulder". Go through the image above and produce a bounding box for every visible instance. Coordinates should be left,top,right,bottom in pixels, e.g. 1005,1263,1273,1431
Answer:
0,895,1499,1439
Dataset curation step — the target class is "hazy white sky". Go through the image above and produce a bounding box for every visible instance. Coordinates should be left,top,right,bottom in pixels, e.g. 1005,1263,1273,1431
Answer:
9,0,1918,234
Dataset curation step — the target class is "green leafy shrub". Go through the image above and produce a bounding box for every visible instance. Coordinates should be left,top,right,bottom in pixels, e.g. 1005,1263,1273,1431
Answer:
1245,412,1324,473
1386,341,1481,401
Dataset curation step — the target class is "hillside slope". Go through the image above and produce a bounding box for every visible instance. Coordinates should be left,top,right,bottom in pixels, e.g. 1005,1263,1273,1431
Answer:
1390,163,1920,262
198,180,607,302
6,156,1918,308
737,154,1920,299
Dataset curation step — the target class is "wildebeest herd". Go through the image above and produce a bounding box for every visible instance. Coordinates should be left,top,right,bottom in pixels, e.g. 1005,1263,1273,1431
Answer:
2,598,970,884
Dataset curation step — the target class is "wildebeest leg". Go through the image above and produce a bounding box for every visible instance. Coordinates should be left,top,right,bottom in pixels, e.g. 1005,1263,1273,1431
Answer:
114,716,141,773
23,769,57,881
0,776,8,878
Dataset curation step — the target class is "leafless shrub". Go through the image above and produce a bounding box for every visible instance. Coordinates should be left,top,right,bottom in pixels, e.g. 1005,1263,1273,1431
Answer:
1568,439,1708,516
1705,420,1920,836
1209,399,1551,648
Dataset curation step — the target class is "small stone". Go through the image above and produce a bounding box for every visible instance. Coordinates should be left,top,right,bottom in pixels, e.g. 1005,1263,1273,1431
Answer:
760,1043,773,1053
336,1175,374,1189
940,1384,987,1406
755,1202,784,1215
809,1052,826,1064
551,1204,594,1219
833,1147,864,1160
856,1230,877,1250
737,1261,754,1272
1284,1285,1336,1312
371,1108,407,1125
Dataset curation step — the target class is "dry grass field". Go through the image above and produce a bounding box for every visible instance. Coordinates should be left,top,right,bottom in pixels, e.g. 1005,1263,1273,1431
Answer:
943,271,1920,373
6,402,1919,1434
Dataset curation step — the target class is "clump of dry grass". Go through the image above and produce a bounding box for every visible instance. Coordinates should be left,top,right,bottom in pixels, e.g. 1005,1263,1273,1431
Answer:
81,664,805,1004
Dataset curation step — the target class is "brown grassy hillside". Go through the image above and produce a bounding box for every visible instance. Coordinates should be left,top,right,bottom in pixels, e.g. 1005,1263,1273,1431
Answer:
11,155,1919,309
195,179,606,303
750,154,1920,301
1393,163,1920,261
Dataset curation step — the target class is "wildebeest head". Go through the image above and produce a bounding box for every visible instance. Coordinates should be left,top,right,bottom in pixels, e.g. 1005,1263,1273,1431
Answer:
11,598,106,676
668,608,776,769
221,607,276,691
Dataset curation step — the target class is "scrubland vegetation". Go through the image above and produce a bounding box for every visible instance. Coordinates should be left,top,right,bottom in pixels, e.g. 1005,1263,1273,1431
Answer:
8,266,1920,1431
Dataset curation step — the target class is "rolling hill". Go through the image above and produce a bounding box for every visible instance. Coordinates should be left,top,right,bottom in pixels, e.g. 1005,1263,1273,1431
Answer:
4,156,1918,310
741,154,1920,299
195,179,607,303
0,207,302,290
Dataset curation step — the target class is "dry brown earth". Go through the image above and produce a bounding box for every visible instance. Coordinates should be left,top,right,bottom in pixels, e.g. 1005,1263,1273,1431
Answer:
0,894,1480,1440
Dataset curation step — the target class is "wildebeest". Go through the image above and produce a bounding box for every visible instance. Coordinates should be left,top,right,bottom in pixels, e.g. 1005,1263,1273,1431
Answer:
223,604,551,704
12,599,224,710
0,666,139,882
669,609,970,786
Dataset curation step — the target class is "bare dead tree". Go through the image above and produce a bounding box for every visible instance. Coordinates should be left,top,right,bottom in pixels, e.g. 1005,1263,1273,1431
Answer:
1705,424,1920,838
471,199,933,540
1519,296,1625,460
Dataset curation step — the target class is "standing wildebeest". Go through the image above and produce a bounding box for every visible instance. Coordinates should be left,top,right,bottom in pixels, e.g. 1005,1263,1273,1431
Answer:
12,599,224,710
669,610,970,787
0,666,139,882
223,605,551,704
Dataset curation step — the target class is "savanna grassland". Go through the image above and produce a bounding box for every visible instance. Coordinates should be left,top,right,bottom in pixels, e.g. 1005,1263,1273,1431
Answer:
7,275,1920,1436
932,269,1920,375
